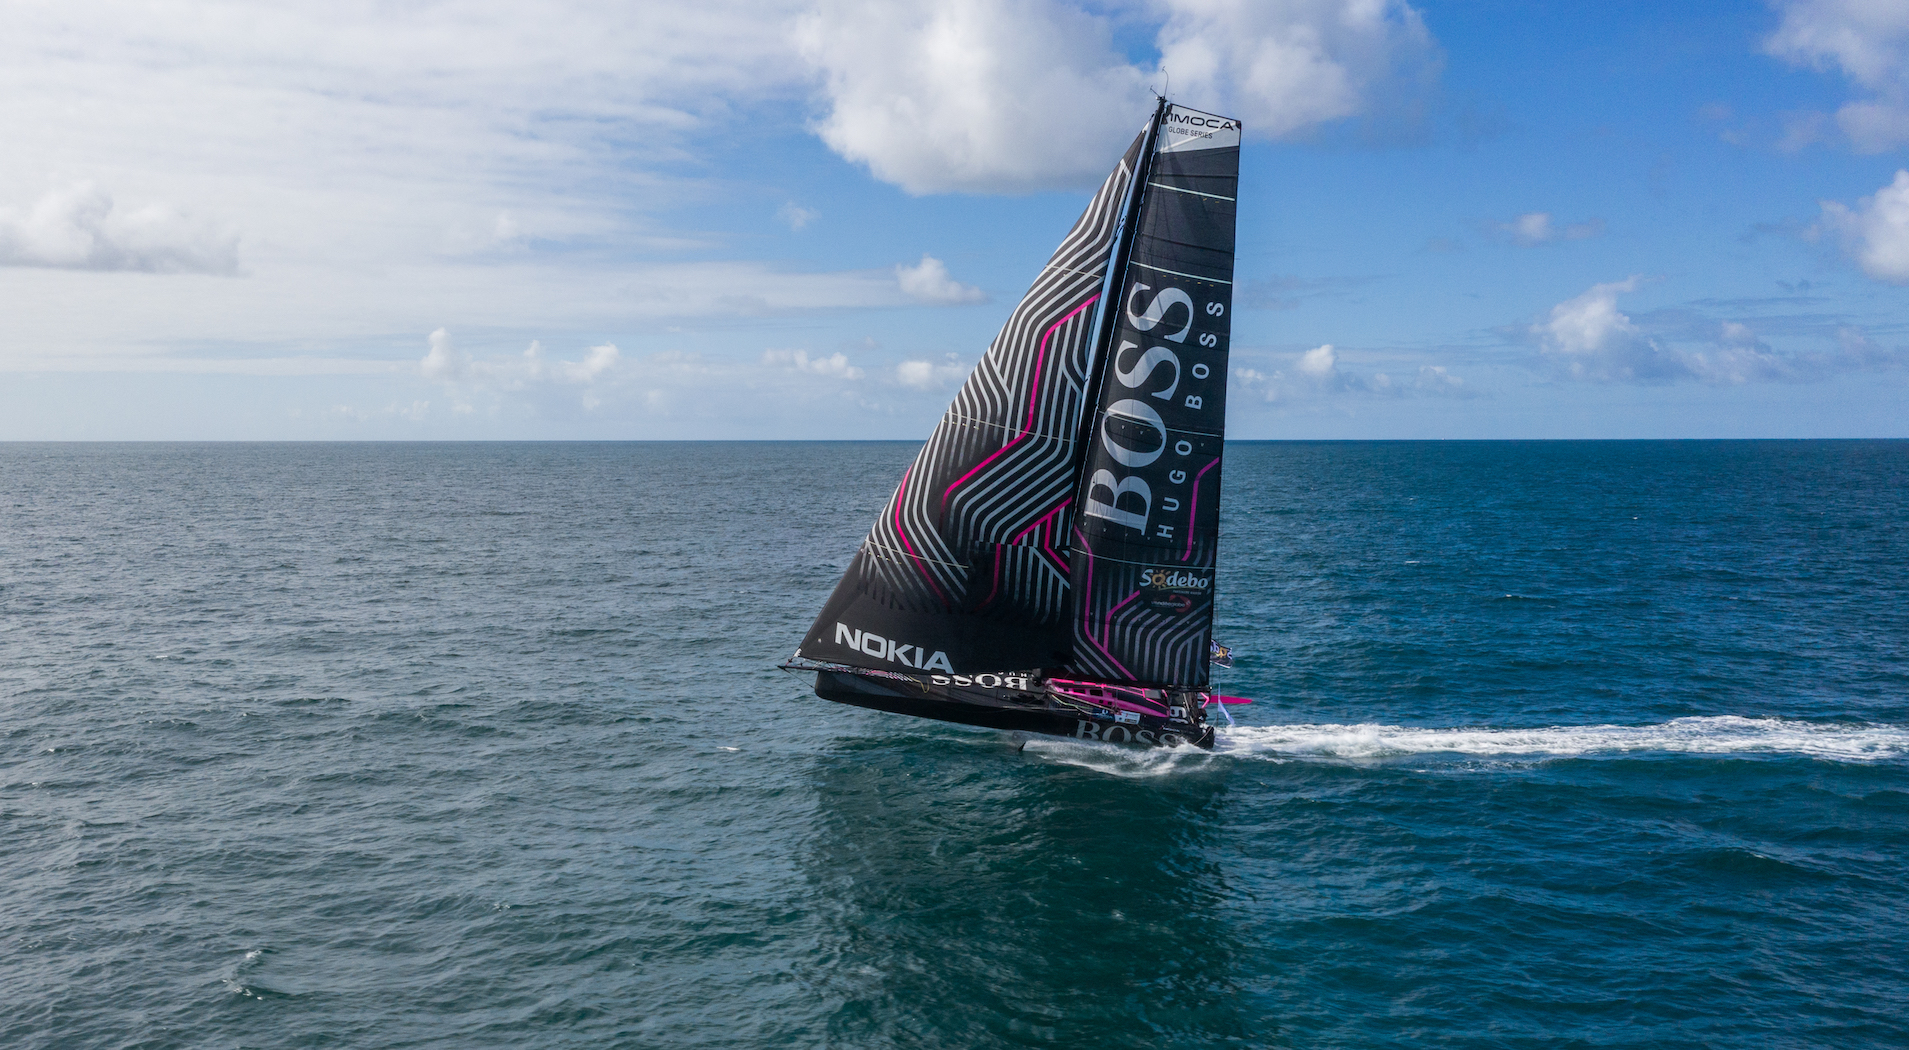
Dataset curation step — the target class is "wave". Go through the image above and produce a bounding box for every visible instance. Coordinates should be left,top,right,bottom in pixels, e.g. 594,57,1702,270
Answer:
1216,715,1909,763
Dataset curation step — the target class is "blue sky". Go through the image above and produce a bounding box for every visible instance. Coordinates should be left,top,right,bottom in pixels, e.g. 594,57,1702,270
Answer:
2,0,1906,439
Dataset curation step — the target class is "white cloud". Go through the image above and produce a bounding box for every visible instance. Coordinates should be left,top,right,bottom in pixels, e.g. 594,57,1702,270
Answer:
1766,0,1909,151
799,0,1440,193
777,202,819,230
896,255,985,304
762,348,865,379
896,353,972,389
1231,345,1470,402
798,0,1150,194
1156,0,1441,138
1491,211,1604,246
0,183,238,273
423,331,623,387
1297,343,1338,378
1818,169,1909,283
1415,364,1465,393
1531,277,1692,381
1524,281,1895,384
562,343,622,383
420,328,468,380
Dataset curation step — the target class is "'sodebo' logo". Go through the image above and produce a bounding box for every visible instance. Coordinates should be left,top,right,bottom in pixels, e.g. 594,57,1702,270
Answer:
1143,569,1211,591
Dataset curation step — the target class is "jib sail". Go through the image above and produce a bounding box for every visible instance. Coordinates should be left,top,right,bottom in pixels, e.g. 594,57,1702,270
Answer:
796,126,1152,674
1066,103,1241,688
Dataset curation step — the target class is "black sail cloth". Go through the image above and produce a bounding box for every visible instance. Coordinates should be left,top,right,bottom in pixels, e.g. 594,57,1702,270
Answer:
796,129,1151,674
1067,105,1240,689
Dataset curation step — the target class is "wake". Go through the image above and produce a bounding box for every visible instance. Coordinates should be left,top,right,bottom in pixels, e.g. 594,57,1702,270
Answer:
1217,715,1909,763
1020,715,1909,778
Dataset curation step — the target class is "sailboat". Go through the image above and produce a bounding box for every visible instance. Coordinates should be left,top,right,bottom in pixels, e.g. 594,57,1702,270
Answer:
781,98,1250,749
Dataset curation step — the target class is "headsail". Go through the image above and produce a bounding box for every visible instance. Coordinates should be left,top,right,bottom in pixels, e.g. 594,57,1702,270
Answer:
1067,103,1241,687
796,127,1152,674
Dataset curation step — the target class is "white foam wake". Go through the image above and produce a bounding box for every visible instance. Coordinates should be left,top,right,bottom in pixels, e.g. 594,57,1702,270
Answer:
1217,715,1909,763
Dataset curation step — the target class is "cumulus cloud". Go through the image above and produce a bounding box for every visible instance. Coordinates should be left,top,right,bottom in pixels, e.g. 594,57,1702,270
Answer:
1766,0,1909,151
0,183,238,273
1490,211,1605,246
799,0,1440,193
798,0,1150,194
1531,277,1694,381
1818,169,1909,283
1297,343,1338,378
420,328,468,380
1155,0,1441,138
762,348,865,379
896,353,972,389
896,255,986,304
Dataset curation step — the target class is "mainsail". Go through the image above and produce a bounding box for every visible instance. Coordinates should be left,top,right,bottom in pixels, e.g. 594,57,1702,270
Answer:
796,127,1151,674
1068,104,1241,688
797,100,1240,690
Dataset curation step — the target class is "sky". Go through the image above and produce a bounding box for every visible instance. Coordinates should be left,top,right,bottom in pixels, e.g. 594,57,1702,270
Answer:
2,0,1907,440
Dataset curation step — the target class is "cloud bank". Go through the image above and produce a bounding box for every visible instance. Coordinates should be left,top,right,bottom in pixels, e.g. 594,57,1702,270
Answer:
1531,277,1902,383
1232,343,1471,402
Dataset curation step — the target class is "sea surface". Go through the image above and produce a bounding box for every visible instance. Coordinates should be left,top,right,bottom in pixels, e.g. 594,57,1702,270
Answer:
3,440,1906,1049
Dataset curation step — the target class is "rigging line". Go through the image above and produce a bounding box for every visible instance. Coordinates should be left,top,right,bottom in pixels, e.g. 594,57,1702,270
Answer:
1128,260,1232,285
1078,549,1217,570
939,411,1076,443
860,540,968,572
1039,263,1109,281
1147,181,1235,202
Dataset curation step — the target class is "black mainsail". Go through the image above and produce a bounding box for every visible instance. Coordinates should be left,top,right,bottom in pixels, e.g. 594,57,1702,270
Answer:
787,100,1245,749
1067,104,1240,689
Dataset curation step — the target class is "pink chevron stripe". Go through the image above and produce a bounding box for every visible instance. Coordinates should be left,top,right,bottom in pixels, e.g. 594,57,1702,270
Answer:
1073,526,1135,680
1104,588,1142,647
1182,456,1221,561
894,467,951,608
975,543,1007,610
940,294,1100,512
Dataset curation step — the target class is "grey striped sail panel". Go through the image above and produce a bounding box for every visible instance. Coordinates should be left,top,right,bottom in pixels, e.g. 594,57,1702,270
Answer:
796,128,1151,674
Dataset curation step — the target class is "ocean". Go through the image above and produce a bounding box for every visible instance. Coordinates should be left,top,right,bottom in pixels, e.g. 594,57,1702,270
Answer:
3,440,1905,1048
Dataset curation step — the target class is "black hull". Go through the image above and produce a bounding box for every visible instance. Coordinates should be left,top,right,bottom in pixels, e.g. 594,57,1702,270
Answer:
805,668,1216,750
